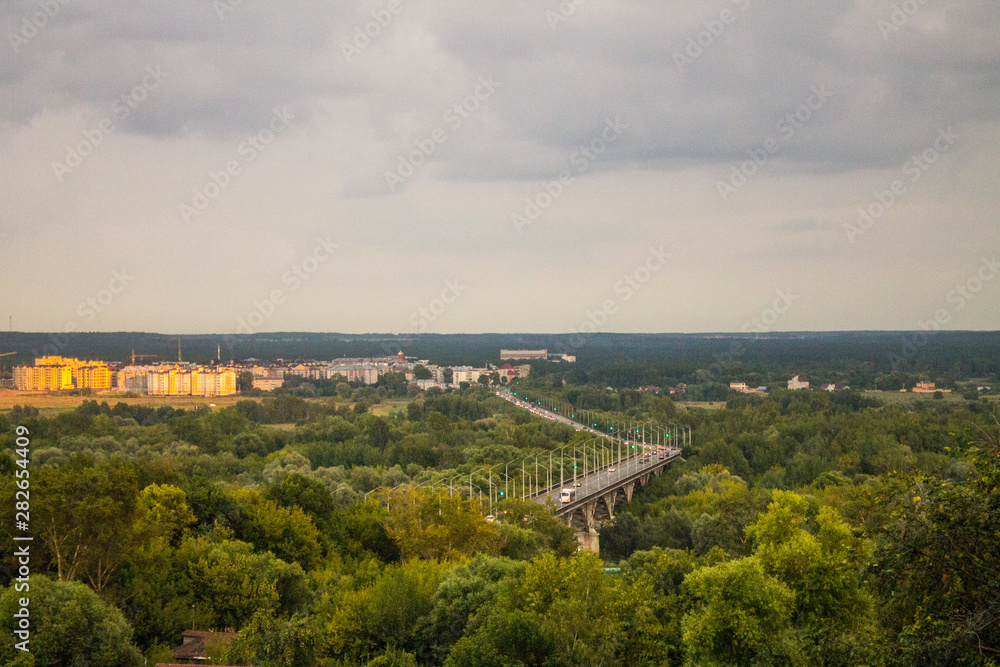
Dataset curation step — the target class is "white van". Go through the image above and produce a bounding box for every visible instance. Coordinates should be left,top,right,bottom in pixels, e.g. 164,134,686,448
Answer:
560,488,576,503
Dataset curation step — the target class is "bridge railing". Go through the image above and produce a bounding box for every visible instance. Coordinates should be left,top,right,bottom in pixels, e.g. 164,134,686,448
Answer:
546,450,683,515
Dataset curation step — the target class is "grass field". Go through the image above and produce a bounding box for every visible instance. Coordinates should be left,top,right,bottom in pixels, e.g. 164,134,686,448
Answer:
0,390,255,418
678,401,726,410
680,391,996,411
0,389,411,420
1,389,991,420
370,398,409,418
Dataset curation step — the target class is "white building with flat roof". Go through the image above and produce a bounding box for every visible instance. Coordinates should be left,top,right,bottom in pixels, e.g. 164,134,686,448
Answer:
500,349,547,360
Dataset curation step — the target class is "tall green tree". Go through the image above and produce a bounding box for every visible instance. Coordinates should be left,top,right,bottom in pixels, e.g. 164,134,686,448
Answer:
869,431,1000,665
681,556,799,666
746,491,875,664
0,575,144,666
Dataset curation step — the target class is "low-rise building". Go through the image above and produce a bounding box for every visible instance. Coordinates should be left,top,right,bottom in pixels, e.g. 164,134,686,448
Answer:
451,366,487,384
330,364,380,385
913,381,950,393
548,353,576,363
787,375,810,390
168,628,239,664
252,377,284,391
500,349,548,360
415,379,443,390
495,363,530,383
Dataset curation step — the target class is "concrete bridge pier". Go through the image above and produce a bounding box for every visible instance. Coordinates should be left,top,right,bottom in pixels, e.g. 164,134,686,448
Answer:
576,528,600,553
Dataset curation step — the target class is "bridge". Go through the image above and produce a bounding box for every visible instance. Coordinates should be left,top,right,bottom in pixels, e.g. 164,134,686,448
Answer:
373,390,688,554
495,390,686,552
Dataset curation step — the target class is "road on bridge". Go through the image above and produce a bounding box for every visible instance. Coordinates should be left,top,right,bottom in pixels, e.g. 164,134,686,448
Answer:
494,389,682,512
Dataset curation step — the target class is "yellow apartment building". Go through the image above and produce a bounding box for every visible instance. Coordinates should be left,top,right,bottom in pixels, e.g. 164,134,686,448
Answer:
13,357,111,391
146,365,237,396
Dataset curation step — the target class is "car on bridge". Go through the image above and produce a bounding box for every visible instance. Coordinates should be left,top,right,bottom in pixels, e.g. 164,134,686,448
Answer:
560,488,576,503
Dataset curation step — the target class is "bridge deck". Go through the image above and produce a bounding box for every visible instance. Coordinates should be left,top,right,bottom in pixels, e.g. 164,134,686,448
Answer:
529,449,683,515
494,389,684,516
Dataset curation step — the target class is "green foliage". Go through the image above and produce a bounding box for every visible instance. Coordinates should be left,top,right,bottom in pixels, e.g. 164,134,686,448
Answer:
412,554,526,663
183,536,309,629
227,487,324,570
0,575,143,666
29,455,154,591
747,491,876,664
226,609,321,667
5,371,999,665
263,471,336,530
448,552,626,667
323,558,451,664
868,435,1000,665
681,557,798,666
382,489,500,560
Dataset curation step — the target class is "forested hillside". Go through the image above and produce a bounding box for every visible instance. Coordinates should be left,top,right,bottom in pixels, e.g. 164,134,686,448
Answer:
1,379,998,666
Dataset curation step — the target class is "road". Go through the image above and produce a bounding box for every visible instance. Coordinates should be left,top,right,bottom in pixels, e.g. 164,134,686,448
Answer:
495,389,682,511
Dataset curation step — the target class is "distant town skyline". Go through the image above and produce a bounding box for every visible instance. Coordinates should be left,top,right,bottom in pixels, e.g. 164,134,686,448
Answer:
2,1,999,334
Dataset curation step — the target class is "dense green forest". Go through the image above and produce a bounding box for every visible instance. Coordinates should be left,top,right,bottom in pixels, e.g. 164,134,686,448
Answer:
1,376,999,665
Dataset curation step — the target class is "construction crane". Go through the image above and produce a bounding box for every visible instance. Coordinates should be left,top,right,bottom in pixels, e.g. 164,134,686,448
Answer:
129,349,157,366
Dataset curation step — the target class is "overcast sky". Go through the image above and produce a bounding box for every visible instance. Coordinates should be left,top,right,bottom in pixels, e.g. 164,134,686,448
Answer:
2,0,998,335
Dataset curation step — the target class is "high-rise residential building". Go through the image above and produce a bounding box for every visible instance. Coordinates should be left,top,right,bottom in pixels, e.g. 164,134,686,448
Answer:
74,362,112,390
14,357,111,391
145,364,237,396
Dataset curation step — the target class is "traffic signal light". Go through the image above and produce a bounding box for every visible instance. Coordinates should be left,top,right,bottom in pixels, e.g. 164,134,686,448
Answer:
499,491,505,497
